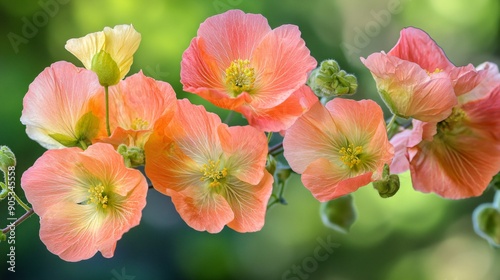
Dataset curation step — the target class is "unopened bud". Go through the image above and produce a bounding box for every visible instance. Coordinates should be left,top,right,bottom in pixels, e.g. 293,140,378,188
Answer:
472,202,500,247
320,194,357,233
91,50,121,86
308,59,358,98
0,146,16,173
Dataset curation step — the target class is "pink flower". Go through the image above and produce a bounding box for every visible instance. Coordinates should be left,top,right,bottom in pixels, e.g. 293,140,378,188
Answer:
181,9,317,132
21,143,148,261
283,99,394,202
361,27,487,122
144,99,273,233
21,61,105,149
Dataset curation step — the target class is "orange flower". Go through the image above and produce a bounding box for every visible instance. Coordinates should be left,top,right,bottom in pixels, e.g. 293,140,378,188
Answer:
283,99,394,202
181,9,317,132
20,61,105,149
145,99,273,233
96,72,177,166
21,143,148,261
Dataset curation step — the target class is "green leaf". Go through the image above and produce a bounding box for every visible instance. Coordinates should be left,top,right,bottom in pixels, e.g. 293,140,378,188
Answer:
320,194,357,233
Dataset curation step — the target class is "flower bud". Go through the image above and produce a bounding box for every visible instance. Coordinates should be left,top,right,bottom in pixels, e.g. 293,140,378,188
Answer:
308,59,358,98
91,50,121,86
320,194,357,233
0,146,16,173
472,203,500,247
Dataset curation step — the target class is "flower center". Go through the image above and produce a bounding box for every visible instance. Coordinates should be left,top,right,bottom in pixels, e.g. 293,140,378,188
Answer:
200,159,228,188
88,183,108,209
131,117,149,130
437,107,466,134
339,143,363,169
426,68,443,76
224,59,255,97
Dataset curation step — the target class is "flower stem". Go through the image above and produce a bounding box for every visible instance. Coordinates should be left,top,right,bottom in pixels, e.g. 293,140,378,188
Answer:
2,208,34,234
13,192,30,212
386,114,397,131
269,142,284,157
105,85,111,136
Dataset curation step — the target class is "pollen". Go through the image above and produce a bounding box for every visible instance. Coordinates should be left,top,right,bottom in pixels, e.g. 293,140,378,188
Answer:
426,68,443,76
339,143,363,169
224,59,255,97
131,117,149,130
200,159,228,188
88,183,109,209
437,107,466,133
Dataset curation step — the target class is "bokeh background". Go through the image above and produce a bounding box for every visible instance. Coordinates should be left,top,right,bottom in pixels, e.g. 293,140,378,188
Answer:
1,0,500,279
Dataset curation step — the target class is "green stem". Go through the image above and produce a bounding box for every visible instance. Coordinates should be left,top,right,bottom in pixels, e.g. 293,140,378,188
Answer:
493,190,500,209
267,132,273,144
386,114,397,131
105,85,111,136
2,208,34,234
267,181,288,210
13,192,30,212
79,140,88,150
268,142,284,157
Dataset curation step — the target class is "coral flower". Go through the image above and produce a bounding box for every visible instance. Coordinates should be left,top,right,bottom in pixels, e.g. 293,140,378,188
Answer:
21,61,105,149
145,99,273,233
283,99,394,202
65,24,141,86
181,9,317,132
361,27,486,122
390,61,500,198
21,143,148,261
96,71,177,166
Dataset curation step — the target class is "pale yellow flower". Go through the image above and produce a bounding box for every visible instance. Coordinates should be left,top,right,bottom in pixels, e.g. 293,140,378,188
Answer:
65,24,141,86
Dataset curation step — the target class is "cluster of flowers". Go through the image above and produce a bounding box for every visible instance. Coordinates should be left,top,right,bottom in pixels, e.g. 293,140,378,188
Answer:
17,9,500,262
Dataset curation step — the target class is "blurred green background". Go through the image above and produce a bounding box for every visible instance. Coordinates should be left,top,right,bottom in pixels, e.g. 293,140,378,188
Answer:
1,0,500,279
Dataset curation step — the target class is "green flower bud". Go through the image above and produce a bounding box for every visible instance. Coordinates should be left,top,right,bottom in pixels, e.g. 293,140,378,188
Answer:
91,50,121,86
308,59,358,98
373,174,400,198
320,194,357,233
472,203,500,247
117,144,145,168
266,155,277,176
0,146,16,173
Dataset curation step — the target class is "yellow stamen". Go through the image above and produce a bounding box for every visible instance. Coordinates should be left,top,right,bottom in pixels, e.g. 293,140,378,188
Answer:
437,107,467,133
339,144,363,169
131,117,149,130
88,183,108,209
200,159,228,188
426,68,443,76
224,59,255,97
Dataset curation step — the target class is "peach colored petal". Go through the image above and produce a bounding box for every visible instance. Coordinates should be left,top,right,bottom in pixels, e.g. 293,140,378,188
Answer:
361,52,456,122
238,85,319,132
196,9,271,67
387,27,453,72
302,158,373,202
21,147,89,217
250,25,317,109
449,64,487,96
459,62,500,103
462,86,500,140
226,171,273,232
20,61,105,149
283,102,339,174
39,205,104,262
170,189,234,234
409,134,500,198
219,125,268,185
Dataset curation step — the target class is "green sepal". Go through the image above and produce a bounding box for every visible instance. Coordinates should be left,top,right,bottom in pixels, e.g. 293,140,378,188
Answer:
91,50,121,86
49,111,100,149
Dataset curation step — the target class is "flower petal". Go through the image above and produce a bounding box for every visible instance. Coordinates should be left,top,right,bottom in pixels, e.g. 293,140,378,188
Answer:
65,32,105,70
102,24,141,79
